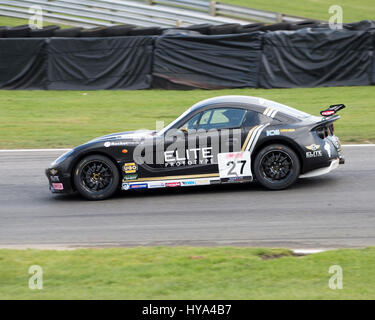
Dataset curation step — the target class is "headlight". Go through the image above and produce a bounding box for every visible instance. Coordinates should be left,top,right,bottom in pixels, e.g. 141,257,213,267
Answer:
50,149,73,167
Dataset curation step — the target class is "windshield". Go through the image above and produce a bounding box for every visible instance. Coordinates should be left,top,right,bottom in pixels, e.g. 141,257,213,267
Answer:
157,107,194,136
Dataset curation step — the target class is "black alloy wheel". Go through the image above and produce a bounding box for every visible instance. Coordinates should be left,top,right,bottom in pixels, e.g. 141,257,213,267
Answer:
74,155,119,200
253,144,300,190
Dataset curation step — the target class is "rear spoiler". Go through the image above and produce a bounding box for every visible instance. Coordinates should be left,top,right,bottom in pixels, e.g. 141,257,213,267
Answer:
320,104,346,117
310,114,341,131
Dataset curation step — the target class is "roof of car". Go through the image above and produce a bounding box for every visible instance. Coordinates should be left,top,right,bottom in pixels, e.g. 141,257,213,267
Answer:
190,95,311,119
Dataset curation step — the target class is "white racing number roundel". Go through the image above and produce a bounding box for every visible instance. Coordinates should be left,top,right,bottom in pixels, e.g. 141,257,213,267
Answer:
217,152,252,179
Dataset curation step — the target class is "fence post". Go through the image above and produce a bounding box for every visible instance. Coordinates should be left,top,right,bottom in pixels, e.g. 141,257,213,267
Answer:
209,1,216,16
146,0,153,5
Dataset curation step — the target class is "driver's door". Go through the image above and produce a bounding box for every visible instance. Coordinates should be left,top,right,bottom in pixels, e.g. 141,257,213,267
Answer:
158,107,249,176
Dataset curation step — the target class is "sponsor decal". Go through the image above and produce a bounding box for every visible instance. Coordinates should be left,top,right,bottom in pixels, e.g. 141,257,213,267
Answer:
164,147,213,167
228,176,245,182
50,176,60,182
124,174,138,180
129,183,148,189
49,169,58,175
331,135,341,148
280,128,296,133
182,181,195,186
266,129,280,136
123,162,138,174
122,183,130,190
104,141,136,147
148,182,165,189
52,183,63,190
195,179,210,185
165,182,181,187
324,142,332,157
123,141,139,146
222,176,253,183
305,144,321,151
210,179,221,185
306,150,323,158
321,110,335,116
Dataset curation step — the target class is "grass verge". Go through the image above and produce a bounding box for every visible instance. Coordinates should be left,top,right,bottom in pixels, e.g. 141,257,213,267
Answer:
0,246,374,299
1,86,375,149
0,16,72,28
222,0,375,23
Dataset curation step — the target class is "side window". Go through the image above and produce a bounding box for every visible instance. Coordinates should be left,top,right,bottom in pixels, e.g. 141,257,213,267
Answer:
242,110,274,127
197,108,246,130
180,112,201,130
199,111,212,126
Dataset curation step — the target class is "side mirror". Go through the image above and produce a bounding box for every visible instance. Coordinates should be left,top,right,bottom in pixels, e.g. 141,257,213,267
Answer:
179,127,188,134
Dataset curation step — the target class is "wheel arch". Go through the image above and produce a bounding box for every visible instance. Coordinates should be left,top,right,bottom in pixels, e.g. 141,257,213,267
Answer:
251,137,305,174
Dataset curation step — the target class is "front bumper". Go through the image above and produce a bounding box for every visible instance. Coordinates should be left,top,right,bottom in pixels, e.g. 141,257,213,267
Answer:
45,168,74,194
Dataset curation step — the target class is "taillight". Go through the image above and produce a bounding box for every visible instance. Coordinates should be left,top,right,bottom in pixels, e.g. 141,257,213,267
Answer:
316,127,325,139
316,125,332,139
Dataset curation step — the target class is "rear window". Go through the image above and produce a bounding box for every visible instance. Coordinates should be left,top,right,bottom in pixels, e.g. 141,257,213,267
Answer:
267,101,310,119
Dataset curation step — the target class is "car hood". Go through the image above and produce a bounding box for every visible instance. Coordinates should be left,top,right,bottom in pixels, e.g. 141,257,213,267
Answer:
88,130,156,143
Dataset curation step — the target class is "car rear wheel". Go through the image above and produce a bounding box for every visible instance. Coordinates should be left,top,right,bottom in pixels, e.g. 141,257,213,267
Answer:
253,144,300,190
74,155,119,200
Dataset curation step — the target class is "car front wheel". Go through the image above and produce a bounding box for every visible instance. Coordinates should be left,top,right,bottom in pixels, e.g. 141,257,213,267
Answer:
73,154,119,200
253,144,300,190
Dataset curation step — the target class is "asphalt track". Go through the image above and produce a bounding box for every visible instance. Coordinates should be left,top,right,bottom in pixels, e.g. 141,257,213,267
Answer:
0,146,374,249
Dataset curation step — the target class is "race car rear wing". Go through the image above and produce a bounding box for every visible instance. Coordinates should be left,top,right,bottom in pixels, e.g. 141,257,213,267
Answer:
320,104,346,117
309,104,345,137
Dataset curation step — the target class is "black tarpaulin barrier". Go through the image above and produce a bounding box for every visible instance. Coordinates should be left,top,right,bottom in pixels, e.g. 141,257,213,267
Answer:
0,39,47,89
47,36,154,90
152,32,263,89
259,29,374,88
343,20,375,31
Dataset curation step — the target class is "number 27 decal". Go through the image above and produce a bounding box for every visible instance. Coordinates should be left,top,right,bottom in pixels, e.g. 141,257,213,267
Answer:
218,152,252,179
227,160,247,176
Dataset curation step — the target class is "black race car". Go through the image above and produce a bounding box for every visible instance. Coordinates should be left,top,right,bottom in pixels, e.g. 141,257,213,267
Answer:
46,96,345,200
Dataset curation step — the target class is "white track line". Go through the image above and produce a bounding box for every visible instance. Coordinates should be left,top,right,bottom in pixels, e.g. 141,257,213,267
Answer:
342,144,375,147
293,249,328,255
0,149,71,152
0,145,374,153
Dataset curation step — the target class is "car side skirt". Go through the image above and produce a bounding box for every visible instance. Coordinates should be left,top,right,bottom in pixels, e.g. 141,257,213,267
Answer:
121,173,253,190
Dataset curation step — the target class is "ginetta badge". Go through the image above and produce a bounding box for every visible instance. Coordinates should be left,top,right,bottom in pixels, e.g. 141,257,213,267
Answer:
305,144,320,151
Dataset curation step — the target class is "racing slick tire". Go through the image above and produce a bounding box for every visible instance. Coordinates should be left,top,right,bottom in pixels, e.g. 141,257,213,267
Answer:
73,154,120,200
253,144,300,190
